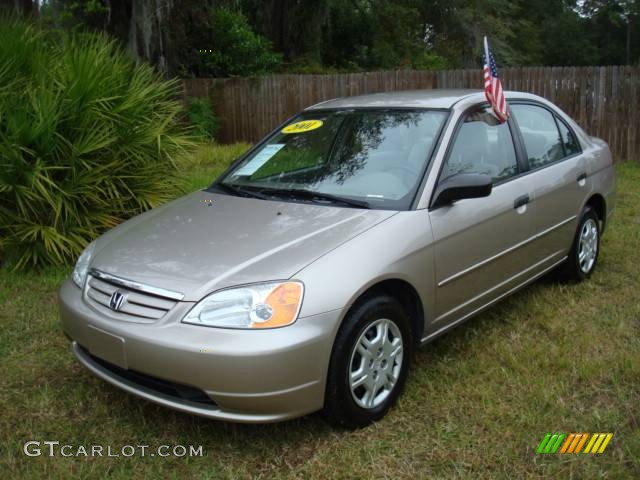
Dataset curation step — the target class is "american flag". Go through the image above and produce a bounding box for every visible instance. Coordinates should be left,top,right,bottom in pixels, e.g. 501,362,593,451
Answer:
483,36,509,123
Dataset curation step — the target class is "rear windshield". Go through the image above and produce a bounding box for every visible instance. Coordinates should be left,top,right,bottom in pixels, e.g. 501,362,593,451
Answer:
219,109,448,210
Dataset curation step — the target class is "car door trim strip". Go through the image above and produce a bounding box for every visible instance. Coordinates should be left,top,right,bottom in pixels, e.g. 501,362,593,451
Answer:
437,215,577,287
423,255,568,344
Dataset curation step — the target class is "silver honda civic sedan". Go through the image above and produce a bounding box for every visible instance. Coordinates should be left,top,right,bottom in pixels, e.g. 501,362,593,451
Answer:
59,89,615,427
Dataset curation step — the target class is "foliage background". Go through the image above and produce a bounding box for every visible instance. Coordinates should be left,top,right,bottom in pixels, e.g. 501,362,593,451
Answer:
26,0,640,77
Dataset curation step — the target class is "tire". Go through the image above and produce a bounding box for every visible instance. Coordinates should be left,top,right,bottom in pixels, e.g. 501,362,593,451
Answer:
558,206,600,282
323,295,412,429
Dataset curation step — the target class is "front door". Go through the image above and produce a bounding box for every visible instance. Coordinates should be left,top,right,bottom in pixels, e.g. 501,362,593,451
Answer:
427,105,536,330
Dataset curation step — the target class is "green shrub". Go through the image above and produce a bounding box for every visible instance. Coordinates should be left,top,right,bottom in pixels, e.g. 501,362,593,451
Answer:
197,8,281,77
185,97,219,140
0,18,193,270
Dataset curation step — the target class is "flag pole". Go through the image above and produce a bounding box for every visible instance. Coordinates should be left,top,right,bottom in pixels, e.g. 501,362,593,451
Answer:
483,36,490,66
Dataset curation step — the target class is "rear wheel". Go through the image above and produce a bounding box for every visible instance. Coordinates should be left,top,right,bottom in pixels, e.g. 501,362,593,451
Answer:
558,206,600,282
323,295,412,429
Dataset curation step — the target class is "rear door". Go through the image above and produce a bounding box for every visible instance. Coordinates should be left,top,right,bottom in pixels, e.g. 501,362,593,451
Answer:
509,103,587,267
427,105,536,329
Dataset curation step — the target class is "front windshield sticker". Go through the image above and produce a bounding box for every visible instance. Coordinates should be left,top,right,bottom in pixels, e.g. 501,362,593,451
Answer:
281,120,323,134
233,143,285,176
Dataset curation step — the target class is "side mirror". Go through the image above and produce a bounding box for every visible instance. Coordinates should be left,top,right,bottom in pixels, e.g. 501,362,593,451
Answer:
432,173,492,208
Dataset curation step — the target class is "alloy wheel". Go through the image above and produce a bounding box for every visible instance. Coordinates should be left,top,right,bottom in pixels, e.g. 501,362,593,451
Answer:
578,218,599,274
348,318,404,409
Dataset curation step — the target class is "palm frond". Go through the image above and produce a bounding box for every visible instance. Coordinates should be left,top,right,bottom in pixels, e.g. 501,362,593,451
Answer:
0,19,193,270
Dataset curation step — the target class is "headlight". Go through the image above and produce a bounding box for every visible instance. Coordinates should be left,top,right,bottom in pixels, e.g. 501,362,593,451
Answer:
72,242,96,288
182,281,304,329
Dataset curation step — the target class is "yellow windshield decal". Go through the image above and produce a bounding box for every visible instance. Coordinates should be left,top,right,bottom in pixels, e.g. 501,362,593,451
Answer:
282,120,323,134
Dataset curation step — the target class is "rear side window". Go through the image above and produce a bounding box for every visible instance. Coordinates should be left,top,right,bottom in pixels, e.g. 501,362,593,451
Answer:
557,118,581,156
511,104,564,169
442,107,518,183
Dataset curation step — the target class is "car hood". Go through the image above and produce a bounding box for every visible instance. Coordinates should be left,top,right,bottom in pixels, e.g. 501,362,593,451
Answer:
90,191,396,301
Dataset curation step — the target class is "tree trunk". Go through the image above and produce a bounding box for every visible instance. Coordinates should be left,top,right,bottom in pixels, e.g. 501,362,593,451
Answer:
0,0,35,16
127,0,173,71
19,0,33,16
103,0,173,72
261,0,328,63
627,18,631,65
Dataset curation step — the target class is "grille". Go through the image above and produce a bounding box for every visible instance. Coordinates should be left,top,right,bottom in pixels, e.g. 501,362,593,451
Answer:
86,274,178,322
80,345,216,406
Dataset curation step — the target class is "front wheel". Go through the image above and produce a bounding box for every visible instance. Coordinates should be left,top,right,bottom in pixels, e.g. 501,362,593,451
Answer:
558,206,600,282
323,295,412,429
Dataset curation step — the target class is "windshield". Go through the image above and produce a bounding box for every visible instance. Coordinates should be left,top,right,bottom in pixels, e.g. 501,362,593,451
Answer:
216,109,448,210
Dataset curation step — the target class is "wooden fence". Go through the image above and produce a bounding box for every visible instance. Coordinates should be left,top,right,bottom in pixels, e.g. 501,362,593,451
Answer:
183,66,640,161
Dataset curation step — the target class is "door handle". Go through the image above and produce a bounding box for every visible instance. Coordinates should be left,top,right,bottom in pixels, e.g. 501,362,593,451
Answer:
577,172,587,183
514,194,530,210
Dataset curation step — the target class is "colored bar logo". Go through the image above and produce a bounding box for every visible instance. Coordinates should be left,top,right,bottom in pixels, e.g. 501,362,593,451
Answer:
537,433,613,454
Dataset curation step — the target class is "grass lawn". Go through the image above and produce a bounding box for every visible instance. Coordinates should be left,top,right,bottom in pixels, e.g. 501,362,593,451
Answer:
1,147,638,479
175,141,251,194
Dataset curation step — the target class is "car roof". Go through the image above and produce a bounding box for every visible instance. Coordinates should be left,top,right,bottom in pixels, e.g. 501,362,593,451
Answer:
305,89,542,110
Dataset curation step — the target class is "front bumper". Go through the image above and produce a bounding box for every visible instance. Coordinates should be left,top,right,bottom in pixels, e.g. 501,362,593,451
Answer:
59,278,341,422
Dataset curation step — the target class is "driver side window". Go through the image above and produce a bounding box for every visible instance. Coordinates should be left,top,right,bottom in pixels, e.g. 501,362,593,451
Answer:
442,107,518,183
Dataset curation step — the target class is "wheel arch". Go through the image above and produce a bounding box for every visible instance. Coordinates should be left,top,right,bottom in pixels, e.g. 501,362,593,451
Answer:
343,278,425,349
584,193,607,232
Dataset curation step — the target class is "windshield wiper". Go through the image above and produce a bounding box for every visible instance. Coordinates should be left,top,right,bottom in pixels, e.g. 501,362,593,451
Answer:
210,183,270,200
258,187,370,209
